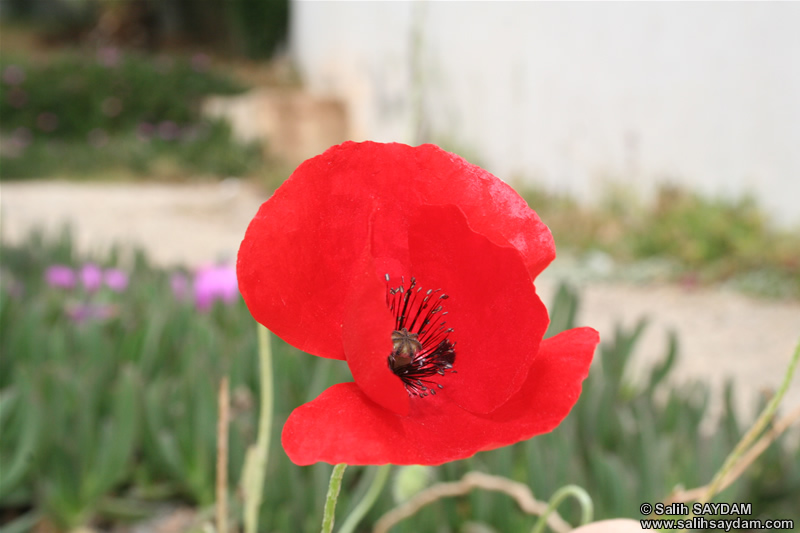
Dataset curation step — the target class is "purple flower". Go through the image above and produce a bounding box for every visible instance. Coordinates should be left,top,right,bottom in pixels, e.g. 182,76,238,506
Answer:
2,65,25,85
45,265,77,289
104,268,129,292
12,127,32,150
97,47,121,68
193,265,239,311
2,276,24,299
170,272,189,300
191,53,210,72
67,303,118,323
158,121,180,141
80,263,103,292
137,122,155,141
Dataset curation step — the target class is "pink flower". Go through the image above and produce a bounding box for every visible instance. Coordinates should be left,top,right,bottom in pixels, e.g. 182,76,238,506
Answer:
191,53,210,72
2,65,25,85
170,272,190,300
80,263,103,292
67,303,118,323
12,127,32,150
97,46,121,68
45,265,76,289
158,121,180,141
104,268,129,292
137,122,155,141
193,265,239,311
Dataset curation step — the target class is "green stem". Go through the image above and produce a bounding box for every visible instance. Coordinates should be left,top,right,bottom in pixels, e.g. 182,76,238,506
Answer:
691,337,800,516
241,325,274,533
531,484,593,533
321,464,348,533
338,465,392,533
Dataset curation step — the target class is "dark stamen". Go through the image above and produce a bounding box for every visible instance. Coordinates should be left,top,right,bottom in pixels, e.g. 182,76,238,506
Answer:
385,275,457,398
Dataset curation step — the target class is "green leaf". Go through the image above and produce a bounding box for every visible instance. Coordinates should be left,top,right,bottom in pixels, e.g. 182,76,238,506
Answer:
0,377,41,501
648,329,679,389
545,282,579,338
88,367,139,501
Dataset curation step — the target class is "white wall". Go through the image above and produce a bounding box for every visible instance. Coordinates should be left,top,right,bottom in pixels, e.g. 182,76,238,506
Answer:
291,1,800,225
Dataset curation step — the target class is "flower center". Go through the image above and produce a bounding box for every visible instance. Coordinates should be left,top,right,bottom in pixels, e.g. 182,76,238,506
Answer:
385,275,456,397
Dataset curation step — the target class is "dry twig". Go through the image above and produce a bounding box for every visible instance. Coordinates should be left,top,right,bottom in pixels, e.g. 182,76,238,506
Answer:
664,405,800,505
373,471,572,533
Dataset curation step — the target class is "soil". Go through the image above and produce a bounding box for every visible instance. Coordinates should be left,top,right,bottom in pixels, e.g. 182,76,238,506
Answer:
2,179,799,421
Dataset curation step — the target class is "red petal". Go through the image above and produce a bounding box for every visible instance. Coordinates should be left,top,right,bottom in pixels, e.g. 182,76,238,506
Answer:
408,144,555,279
407,204,548,414
237,188,372,359
342,245,409,415
282,383,418,465
282,328,597,465
237,142,554,360
486,327,599,427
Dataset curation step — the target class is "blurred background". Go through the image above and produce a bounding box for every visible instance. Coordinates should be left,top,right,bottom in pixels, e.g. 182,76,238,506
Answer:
1,2,799,533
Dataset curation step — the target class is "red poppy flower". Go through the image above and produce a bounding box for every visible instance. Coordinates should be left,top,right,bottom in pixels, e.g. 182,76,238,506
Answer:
237,141,598,465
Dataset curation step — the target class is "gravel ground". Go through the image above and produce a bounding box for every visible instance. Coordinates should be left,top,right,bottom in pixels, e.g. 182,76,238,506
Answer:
2,180,799,420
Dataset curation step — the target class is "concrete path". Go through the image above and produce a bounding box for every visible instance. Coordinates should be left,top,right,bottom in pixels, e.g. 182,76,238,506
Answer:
2,180,798,419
